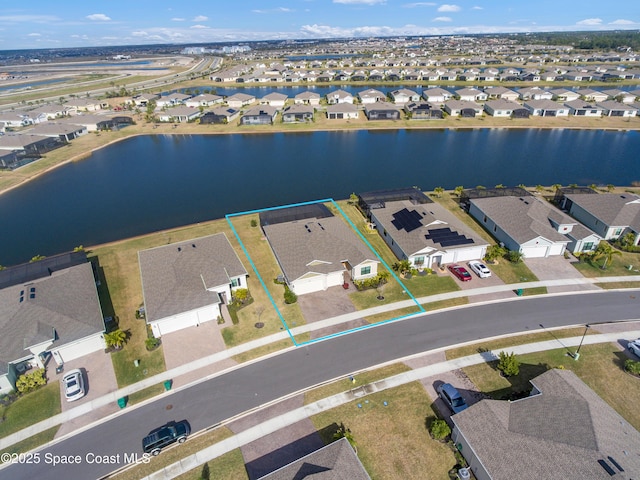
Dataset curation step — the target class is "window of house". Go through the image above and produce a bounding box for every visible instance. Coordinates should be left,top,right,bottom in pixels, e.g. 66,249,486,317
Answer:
360,266,371,276
493,225,497,232
231,277,241,287
414,256,425,266
614,228,623,236
483,215,487,223
582,242,594,251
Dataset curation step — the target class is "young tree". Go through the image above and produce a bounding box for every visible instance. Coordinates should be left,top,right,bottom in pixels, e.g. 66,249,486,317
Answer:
592,242,622,270
497,351,520,377
433,186,444,197
105,329,128,350
507,250,524,264
454,185,464,197
484,244,506,263
429,418,451,440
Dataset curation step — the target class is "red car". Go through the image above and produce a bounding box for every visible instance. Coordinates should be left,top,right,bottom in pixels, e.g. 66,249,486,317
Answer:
448,264,472,282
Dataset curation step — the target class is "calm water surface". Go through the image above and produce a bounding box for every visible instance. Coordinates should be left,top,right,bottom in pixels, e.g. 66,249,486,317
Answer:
1,128,639,265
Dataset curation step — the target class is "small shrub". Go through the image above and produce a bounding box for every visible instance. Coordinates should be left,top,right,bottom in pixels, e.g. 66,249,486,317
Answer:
250,219,258,227
625,359,640,376
145,337,160,351
506,250,523,264
284,285,297,304
15,369,47,394
497,351,520,377
232,288,250,306
429,418,451,440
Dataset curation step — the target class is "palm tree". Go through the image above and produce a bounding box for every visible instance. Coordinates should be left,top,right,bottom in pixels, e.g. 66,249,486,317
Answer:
454,185,464,197
551,183,562,191
433,186,444,197
104,329,128,350
606,184,615,192
592,242,622,270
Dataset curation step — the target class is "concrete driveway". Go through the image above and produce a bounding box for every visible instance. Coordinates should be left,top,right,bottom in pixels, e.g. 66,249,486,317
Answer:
51,350,118,437
524,256,600,293
441,263,515,303
161,321,236,388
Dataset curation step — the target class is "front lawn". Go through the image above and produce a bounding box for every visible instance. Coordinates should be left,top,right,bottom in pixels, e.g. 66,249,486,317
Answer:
573,250,640,277
0,382,61,438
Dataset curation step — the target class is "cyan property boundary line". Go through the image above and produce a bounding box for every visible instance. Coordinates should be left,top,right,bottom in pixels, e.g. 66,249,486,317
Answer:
226,198,425,347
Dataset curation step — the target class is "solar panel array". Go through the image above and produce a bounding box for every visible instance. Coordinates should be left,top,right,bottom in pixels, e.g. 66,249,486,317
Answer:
391,208,424,232
425,227,475,247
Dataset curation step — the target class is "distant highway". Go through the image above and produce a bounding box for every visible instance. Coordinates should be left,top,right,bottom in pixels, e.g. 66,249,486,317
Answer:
2,290,638,480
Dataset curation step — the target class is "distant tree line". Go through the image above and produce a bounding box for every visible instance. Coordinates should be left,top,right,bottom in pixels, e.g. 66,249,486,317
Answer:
516,31,640,51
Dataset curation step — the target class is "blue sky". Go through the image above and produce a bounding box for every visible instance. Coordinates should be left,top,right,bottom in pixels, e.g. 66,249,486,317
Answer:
1,0,638,50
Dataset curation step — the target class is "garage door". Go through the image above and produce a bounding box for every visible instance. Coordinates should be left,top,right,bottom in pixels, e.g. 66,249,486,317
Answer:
453,247,486,263
153,305,219,337
292,275,326,295
55,333,105,363
547,244,565,256
522,245,548,258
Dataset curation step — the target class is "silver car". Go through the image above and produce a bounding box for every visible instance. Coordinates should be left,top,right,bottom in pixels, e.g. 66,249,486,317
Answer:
468,260,491,278
628,339,640,358
63,369,86,401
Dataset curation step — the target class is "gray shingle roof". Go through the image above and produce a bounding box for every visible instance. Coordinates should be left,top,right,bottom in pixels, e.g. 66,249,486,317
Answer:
258,437,370,480
452,369,640,479
0,262,105,373
470,196,575,244
566,192,640,231
262,216,377,283
371,199,487,257
138,233,247,322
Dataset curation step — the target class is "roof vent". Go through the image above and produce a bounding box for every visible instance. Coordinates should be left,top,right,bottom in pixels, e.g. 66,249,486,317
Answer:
177,247,182,252
192,244,196,248
597,459,616,476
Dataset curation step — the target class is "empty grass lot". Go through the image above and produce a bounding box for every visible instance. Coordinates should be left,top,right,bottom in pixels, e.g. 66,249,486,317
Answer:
0,382,60,439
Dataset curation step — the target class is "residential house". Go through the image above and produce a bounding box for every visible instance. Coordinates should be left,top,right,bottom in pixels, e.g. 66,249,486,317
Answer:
326,89,354,105
422,87,453,104
358,89,386,104
468,195,578,257
564,71,593,82
524,99,569,117
559,192,640,246
294,91,321,106
359,188,488,269
483,86,519,101
130,93,158,107
0,151,19,170
0,112,34,128
0,133,62,155
282,104,314,123
404,102,443,120
518,87,553,101
456,87,487,102
29,105,70,121
564,100,604,117
157,106,202,123
58,114,133,132
156,93,191,108
326,103,359,120
443,100,483,117
138,233,248,337
0,252,106,394
596,101,638,117
200,107,240,124
483,99,530,118
27,122,87,142
226,93,256,109
601,89,636,104
260,204,379,295
549,88,581,102
240,105,278,125
364,102,402,120
64,98,109,113
260,92,288,108
452,369,640,480
576,88,608,102
389,88,420,105
184,94,224,108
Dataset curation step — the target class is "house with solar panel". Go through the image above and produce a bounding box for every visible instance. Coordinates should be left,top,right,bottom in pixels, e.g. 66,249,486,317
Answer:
260,204,379,295
358,188,488,270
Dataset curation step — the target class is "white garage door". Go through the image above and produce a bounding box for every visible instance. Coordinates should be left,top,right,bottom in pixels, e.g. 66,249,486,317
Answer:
453,247,486,263
292,275,327,295
54,333,105,363
522,245,549,258
152,305,219,337
547,244,566,256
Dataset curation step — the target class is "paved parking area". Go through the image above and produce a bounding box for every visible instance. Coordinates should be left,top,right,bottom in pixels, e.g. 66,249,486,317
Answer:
161,321,237,388
296,285,357,324
49,349,118,438
524,256,600,293
441,262,515,303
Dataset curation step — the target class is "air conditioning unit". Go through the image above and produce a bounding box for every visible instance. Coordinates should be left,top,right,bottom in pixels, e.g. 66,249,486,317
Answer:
457,467,471,480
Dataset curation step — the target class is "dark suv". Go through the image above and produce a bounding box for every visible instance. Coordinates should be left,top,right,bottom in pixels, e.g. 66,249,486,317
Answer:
142,421,191,456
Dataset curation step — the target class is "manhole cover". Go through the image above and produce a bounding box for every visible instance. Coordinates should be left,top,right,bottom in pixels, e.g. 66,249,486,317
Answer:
166,404,173,410
255,322,264,329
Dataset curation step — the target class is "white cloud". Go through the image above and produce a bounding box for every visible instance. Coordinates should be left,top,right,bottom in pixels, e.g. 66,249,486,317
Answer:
333,0,386,5
192,15,208,22
190,24,209,29
609,19,635,25
472,6,483,10
27,33,41,37
86,13,111,21
253,7,295,14
171,17,186,22
438,4,460,12
0,15,59,23
132,31,148,37
433,16,452,22
403,2,436,6
576,18,602,25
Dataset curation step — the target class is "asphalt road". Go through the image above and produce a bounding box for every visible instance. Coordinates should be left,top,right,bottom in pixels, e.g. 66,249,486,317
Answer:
3,290,639,480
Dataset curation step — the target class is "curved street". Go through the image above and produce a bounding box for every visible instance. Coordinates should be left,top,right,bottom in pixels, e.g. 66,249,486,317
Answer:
2,290,639,480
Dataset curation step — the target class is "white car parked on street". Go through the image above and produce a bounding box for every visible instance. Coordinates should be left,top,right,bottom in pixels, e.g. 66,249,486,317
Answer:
468,260,491,278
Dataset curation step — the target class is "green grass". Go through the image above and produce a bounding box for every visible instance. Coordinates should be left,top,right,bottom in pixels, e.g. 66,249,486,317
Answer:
304,363,412,405
0,426,59,455
422,297,469,311
596,281,640,289
310,382,456,480
174,450,248,480
462,343,640,430
0,382,61,438
573,251,640,277
405,274,460,298
127,383,167,405
111,347,166,388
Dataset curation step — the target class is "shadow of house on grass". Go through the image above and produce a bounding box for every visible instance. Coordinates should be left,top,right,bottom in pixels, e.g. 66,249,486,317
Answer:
90,256,118,332
485,362,550,400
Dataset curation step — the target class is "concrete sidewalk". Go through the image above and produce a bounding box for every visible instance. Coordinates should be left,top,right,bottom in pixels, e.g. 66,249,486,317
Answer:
138,328,640,480
1,277,639,451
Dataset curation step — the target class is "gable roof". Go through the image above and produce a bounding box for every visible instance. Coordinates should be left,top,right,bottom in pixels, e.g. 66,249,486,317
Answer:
565,192,640,230
452,369,640,479
0,260,104,372
470,196,576,244
262,215,377,283
138,233,247,322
